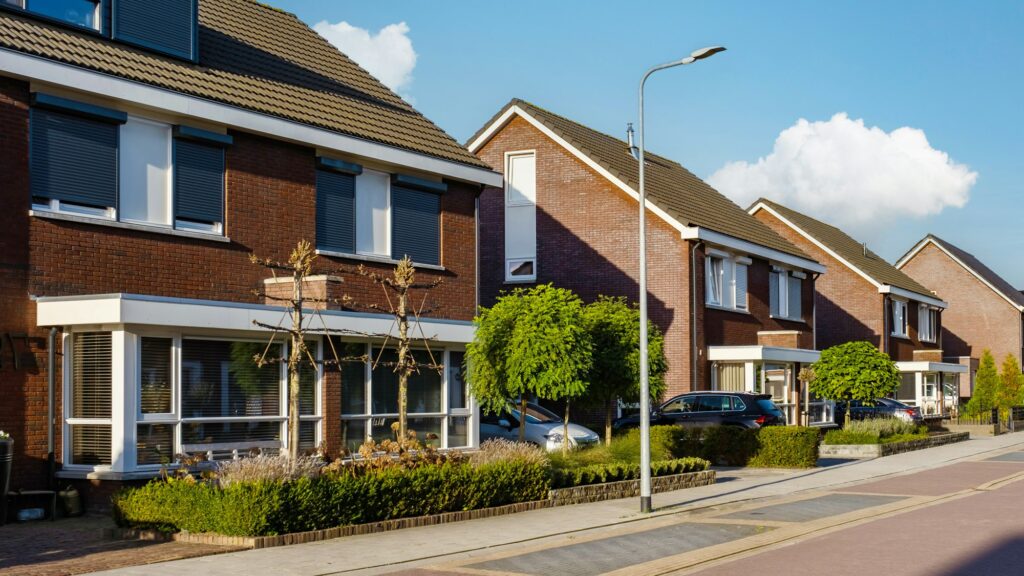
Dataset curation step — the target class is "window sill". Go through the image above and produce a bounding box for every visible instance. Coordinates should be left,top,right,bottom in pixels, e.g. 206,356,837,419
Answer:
56,469,162,481
504,278,536,285
770,315,807,324
30,210,230,243
705,304,750,315
315,249,445,271
890,333,912,341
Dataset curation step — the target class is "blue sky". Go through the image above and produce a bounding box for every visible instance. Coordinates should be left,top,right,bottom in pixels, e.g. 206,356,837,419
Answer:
278,1,1024,285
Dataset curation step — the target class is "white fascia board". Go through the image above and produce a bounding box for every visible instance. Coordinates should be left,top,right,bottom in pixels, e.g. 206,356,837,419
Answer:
895,361,968,374
469,105,688,234
681,226,826,274
35,293,475,343
749,202,878,287
897,238,1024,313
878,285,947,309
707,345,820,364
0,48,502,188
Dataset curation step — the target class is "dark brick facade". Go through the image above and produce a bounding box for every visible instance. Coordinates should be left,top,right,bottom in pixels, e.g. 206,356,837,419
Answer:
0,76,479,491
475,116,815,399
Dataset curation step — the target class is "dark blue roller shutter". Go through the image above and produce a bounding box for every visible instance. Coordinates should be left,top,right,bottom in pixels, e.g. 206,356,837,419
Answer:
316,170,356,253
391,186,440,265
30,109,118,209
174,140,223,225
113,0,196,60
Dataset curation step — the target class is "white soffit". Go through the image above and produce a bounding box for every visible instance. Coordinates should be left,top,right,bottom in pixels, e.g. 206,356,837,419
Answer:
878,286,947,309
895,361,969,374
708,345,821,364
0,48,502,188
35,293,475,343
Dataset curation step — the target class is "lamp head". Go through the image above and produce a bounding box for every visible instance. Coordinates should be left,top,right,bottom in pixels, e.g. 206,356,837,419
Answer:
690,46,727,60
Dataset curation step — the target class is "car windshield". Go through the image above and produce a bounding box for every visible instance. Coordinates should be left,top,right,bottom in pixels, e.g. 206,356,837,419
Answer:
511,402,561,424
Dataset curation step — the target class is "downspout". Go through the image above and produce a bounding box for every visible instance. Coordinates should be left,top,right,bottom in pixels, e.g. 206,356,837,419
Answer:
810,272,821,350
882,294,890,355
47,326,57,489
690,241,704,391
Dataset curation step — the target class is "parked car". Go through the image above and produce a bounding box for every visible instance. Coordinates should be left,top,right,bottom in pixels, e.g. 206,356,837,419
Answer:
612,391,786,431
833,398,923,425
479,401,600,451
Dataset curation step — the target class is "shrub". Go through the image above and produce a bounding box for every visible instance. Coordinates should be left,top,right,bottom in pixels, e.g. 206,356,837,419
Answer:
549,457,709,489
115,458,549,536
699,426,759,466
748,427,820,468
216,455,323,487
824,418,928,445
468,439,550,468
607,426,689,462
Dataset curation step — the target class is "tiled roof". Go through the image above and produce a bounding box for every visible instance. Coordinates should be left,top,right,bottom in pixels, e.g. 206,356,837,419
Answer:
911,235,1024,309
753,198,937,298
471,99,812,261
0,0,488,168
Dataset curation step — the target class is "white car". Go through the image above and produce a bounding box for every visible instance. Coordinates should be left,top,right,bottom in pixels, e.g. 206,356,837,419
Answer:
479,401,600,451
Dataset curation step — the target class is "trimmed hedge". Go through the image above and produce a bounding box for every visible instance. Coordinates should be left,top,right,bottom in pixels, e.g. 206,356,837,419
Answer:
747,427,820,468
114,459,549,536
615,425,820,468
550,457,709,489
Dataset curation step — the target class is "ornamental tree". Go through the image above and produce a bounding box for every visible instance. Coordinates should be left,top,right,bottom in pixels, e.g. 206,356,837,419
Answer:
997,353,1024,417
963,350,997,417
466,284,593,451
580,296,667,445
809,341,900,426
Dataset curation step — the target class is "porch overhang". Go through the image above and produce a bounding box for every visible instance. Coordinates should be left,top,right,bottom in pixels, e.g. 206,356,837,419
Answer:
895,361,968,374
34,293,476,344
707,345,820,364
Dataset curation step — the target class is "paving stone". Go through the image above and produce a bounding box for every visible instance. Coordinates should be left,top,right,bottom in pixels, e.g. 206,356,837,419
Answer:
985,451,1024,462
719,494,905,523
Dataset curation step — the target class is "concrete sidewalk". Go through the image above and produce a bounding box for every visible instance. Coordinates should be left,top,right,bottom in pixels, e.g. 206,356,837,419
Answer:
88,433,1024,576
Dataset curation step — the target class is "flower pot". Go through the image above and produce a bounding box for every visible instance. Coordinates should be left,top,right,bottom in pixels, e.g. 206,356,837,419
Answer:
0,439,12,525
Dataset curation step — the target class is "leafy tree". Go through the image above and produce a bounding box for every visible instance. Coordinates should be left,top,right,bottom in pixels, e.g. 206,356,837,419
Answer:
466,284,593,451
808,341,901,426
997,354,1024,417
580,296,668,445
963,350,997,417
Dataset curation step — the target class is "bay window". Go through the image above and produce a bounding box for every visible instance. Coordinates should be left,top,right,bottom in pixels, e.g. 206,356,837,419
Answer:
67,332,112,466
705,252,749,312
770,266,804,321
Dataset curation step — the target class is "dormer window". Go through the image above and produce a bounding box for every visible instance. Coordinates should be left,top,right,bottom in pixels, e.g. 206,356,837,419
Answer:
4,0,101,31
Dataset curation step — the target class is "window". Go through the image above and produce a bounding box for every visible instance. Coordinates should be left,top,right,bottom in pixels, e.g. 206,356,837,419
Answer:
340,346,472,452
10,0,101,30
919,305,937,342
31,96,229,235
392,185,441,265
505,152,536,281
770,267,804,321
68,332,112,466
705,252,749,311
891,299,908,337
113,0,197,61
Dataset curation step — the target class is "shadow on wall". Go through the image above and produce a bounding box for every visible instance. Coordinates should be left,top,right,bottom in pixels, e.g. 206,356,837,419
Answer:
942,327,971,359
815,292,879,350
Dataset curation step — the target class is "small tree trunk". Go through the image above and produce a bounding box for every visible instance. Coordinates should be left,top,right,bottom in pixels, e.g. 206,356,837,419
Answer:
518,396,527,443
397,290,409,443
288,272,303,459
845,403,851,428
562,399,571,455
605,398,614,446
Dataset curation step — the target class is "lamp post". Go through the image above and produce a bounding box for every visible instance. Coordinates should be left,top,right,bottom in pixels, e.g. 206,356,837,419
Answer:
638,45,725,514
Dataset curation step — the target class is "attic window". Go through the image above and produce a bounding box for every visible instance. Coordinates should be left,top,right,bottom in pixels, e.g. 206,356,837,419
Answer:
7,0,101,31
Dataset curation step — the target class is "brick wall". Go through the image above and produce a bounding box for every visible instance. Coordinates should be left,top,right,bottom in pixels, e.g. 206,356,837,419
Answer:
0,75,479,487
900,242,1022,369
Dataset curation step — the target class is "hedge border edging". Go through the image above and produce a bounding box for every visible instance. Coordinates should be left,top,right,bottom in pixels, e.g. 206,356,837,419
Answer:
819,431,969,458
104,469,715,548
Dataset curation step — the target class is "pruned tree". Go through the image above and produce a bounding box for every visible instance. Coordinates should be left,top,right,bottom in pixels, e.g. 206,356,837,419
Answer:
467,284,592,452
249,240,442,458
997,353,1024,417
808,341,900,426
580,296,667,445
963,350,997,417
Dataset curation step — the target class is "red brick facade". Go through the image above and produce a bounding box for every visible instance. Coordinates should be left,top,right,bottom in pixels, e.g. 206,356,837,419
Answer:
753,208,941,361
475,116,814,399
899,242,1023,369
0,76,480,491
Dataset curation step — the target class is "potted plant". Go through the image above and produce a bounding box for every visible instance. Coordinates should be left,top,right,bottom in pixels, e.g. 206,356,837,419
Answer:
0,430,11,525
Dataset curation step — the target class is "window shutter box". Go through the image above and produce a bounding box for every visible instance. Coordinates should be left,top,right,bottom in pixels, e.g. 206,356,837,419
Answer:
391,173,447,194
316,170,356,253
30,109,119,208
391,186,441,265
317,156,362,175
173,139,224,224
113,0,197,61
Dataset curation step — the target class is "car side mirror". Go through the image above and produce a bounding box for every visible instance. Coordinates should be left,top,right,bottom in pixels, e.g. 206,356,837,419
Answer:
498,418,512,429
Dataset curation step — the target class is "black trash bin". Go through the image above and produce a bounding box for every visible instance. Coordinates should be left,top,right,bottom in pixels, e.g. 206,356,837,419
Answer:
0,439,11,525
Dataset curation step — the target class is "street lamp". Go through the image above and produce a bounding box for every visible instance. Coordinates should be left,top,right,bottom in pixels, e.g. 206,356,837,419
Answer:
638,45,725,514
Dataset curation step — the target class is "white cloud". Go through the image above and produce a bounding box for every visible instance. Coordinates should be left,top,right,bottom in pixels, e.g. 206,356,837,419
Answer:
313,20,418,94
707,113,977,233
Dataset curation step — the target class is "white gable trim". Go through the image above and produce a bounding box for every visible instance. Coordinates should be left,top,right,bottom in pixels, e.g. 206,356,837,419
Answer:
680,227,824,273
468,104,688,234
0,48,502,187
879,286,946,309
896,237,1024,312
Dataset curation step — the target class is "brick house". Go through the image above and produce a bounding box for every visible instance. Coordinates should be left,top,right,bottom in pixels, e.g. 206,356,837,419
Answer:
0,0,500,501
468,100,830,426
896,234,1024,397
750,199,966,415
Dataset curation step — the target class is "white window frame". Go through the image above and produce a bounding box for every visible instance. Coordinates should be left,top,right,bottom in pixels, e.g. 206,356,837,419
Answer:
119,115,173,229
919,304,937,343
62,330,117,472
770,265,805,321
504,150,537,282
706,250,750,312
891,298,909,338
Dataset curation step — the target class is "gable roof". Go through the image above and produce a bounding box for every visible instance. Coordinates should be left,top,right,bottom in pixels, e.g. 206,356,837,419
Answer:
468,99,815,263
0,0,488,170
750,198,939,300
897,235,1024,312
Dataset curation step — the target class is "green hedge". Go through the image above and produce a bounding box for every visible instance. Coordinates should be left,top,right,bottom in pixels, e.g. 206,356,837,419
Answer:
550,457,709,489
114,459,549,536
615,425,820,468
